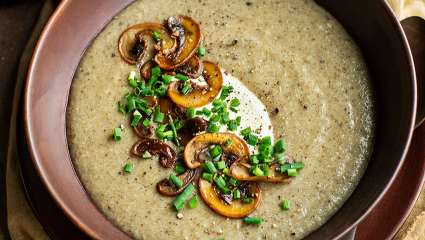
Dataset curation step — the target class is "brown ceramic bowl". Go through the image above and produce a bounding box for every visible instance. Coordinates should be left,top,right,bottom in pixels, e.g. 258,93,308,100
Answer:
24,0,425,239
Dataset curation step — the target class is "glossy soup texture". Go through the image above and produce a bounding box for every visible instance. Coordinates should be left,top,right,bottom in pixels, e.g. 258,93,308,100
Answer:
67,0,375,239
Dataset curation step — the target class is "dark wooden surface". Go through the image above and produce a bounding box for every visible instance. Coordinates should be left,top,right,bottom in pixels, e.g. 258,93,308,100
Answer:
0,1,43,238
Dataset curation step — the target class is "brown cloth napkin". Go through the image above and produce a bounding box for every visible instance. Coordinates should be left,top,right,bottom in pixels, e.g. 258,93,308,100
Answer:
4,0,425,240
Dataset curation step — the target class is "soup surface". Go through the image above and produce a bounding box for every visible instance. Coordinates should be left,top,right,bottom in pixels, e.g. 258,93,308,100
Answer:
67,0,375,239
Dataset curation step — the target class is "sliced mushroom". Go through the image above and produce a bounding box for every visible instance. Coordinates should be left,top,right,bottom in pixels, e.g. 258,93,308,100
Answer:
178,117,208,145
198,178,261,218
155,16,202,70
158,97,186,122
168,61,223,108
177,55,204,79
131,139,177,168
144,96,159,108
140,61,155,80
118,23,175,66
230,161,291,183
184,133,249,169
133,124,154,139
156,168,200,196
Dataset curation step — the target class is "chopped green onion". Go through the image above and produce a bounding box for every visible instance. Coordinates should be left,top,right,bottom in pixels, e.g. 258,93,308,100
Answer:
202,172,213,182
118,101,127,114
240,127,252,136
186,108,196,118
225,139,233,147
153,107,165,123
214,176,230,194
280,163,291,173
131,110,143,127
123,163,133,173
274,139,286,153
152,31,161,41
169,173,183,188
222,167,230,174
251,155,259,165
290,162,305,170
246,134,258,146
210,114,221,123
233,189,241,199
176,73,189,81
210,145,222,158
174,163,186,174
203,161,217,173
207,122,220,133
287,168,298,177
142,151,151,159
212,99,224,107
142,118,151,127
168,115,180,146
243,217,262,225
128,71,138,88
280,199,291,210
162,74,173,84
188,195,199,209
275,153,285,164
173,183,195,211
216,161,226,170
261,136,272,146
228,178,238,186
227,120,237,131
252,166,264,176
202,108,212,117
197,46,206,57
236,116,241,126
113,128,122,141
220,85,234,100
260,165,270,176
181,82,192,95
230,98,240,107
127,97,136,112
243,197,253,204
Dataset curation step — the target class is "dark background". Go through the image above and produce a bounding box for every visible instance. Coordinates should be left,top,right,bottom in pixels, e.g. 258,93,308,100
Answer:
0,1,43,238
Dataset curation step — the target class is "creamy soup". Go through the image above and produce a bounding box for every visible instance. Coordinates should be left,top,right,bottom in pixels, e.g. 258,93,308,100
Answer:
67,0,374,239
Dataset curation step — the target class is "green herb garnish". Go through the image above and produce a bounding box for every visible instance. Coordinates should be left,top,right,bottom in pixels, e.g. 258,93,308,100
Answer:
113,127,122,141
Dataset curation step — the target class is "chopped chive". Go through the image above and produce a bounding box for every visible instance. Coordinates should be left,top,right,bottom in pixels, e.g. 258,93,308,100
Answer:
275,153,285,164
252,166,264,176
227,120,237,131
230,106,239,113
280,199,291,210
246,134,258,146
196,110,204,116
228,178,238,186
207,122,220,133
287,168,298,177
230,98,240,107
123,163,133,173
210,145,222,158
127,97,136,112
169,173,183,188
113,128,122,141
118,101,127,114
220,112,230,124
174,163,186,174
131,110,143,127
280,163,291,173
188,195,199,209
152,31,161,41
128,71,138,88
236,116,241,126
173,183,195,211
168,115,180,146
153,107,165,123
274,139,286,153
260,165,270,176
162,74,173,84
220,85,234,100
233,189,241,199
243,217,262,225
240,127,252,136
197,46,206,57
222,167,230,174
216,161,226,170
213,99,224,107
225,139,233,147
142,118,151,127
210,114,221,123
202,108,212,117
290,162,305,170
181,82,192,95
203,161,217,174
175,73,189,81
214,176,230,194
186,107,196,118
243,197,253,204
202,172,213,182
261,136,272,146
251,155,259,165
142,151,151,159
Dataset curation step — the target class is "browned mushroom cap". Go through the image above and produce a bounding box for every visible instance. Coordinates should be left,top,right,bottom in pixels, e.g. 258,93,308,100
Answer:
177,55,204,79
184,133,249,169
140,61,155,80
230,160,291,183
178,117,208,145
198,178,261,218
168,61,223,108
133,125,154,139
158,97,186,122
155,16,202,70
131,139,177,168
156,168,200,196
118,23,175,65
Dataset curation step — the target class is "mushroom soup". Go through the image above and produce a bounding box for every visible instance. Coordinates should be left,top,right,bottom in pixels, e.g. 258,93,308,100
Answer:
67,0,375,239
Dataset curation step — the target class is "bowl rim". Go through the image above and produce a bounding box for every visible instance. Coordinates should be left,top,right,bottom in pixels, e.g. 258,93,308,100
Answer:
24,0,417,239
